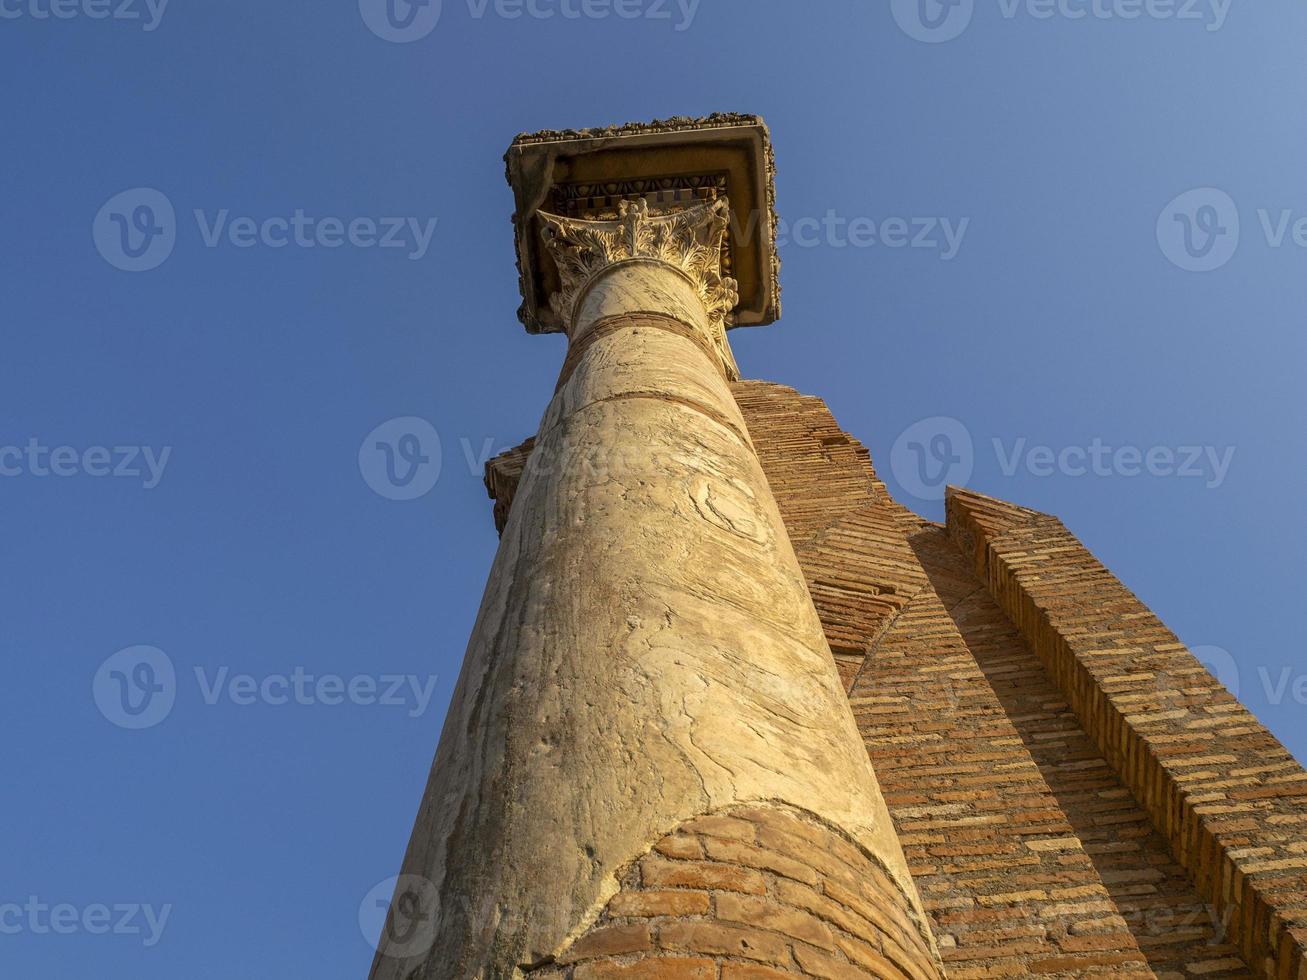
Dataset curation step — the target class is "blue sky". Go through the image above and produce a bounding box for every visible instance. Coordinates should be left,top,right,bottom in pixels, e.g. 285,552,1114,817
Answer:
3,1,1305,976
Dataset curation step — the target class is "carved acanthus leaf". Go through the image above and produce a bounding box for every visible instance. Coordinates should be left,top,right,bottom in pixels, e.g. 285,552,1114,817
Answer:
538,198,741,375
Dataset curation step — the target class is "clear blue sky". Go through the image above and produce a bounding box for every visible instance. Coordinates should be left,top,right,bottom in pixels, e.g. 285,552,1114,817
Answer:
3,1,1304,976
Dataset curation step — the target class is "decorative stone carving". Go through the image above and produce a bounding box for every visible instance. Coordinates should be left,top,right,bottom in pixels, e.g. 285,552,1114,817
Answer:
539,197,741,377
507,111,769,150
370,115,944,980
505,114,779,335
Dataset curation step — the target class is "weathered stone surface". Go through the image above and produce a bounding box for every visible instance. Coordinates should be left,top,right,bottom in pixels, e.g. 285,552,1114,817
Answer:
380,115,1307,980
371,189,933,980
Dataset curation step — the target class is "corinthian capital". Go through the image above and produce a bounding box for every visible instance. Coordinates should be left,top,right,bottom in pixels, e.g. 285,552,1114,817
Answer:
539,197,741,336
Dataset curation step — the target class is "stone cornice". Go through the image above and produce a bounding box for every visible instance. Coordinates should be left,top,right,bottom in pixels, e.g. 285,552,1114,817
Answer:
506,111,768,154
505,114,779,336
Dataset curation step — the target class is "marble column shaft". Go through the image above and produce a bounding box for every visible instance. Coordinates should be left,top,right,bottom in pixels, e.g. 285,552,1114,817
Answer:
370,199,936,979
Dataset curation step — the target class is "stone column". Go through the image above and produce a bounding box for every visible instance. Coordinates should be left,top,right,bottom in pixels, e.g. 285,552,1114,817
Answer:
370,198,941,980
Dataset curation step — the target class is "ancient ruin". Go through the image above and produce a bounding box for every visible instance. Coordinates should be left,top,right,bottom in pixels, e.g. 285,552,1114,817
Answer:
370,115,1307,980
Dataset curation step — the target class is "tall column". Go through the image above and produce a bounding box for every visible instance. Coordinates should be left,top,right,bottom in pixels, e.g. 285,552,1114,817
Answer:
370,189,942,979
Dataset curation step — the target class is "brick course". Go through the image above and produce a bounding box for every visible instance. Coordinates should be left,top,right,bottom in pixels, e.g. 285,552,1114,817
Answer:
946,488,1307,977
729,382,1292,978
857,526,1252,978
530,805,940,979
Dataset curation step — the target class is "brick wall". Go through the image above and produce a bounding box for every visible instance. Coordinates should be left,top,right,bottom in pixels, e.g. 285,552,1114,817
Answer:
946,489,1307,977
858,526,1252,977
728,382,1298,978
530,804,940,980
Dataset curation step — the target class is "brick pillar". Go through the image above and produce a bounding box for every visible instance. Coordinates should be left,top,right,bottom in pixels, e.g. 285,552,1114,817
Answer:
368,200,940,980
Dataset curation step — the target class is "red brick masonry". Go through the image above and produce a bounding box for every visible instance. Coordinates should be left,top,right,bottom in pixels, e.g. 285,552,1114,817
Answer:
731,382,1307,978
947,489,1307,977
531,804,942,980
